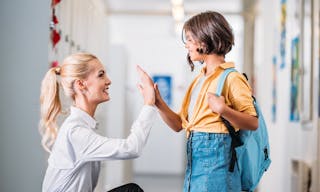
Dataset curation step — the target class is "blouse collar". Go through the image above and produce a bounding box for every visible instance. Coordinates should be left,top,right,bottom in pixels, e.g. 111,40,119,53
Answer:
70,106,97,129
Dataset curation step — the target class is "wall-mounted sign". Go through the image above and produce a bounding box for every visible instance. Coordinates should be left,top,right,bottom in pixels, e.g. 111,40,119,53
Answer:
152,75,172,107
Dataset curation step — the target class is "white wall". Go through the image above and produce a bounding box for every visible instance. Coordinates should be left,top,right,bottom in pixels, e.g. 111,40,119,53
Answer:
51,0,108,64
0,0,50,191
108,15,188,175
101,44,130,190
255,0,319,191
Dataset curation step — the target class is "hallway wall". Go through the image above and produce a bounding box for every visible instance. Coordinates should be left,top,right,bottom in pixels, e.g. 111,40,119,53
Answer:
255,0,319,191
0,0,318,191
0,1,50,191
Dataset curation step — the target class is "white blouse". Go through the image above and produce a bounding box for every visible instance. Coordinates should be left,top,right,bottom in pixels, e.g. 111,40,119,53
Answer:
42,105,157,192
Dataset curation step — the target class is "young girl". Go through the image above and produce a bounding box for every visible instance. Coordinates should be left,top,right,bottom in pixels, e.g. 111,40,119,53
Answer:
39,52,156,192
142,11,258,192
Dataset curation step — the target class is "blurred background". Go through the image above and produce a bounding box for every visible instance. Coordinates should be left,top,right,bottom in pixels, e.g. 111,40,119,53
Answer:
0,0,319,191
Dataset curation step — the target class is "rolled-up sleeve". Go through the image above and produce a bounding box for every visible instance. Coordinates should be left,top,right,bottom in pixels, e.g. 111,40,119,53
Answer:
227,73,257,116
69,105,157,162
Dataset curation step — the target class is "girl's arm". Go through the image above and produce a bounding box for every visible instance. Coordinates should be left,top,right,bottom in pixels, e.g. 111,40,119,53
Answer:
207,92,258,130
154,84,183,132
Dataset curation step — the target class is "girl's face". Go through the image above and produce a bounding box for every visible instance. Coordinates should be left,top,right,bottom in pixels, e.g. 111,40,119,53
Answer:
83,59,111,105
184,31,203,61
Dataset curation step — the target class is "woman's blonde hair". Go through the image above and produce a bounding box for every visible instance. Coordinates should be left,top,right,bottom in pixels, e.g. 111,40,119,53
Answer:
39,52,97,152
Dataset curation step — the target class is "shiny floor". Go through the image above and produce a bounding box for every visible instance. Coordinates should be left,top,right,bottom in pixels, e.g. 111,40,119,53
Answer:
134,174,184,192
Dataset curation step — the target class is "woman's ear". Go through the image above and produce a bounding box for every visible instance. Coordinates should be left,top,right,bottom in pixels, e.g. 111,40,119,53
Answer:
74,79,86,93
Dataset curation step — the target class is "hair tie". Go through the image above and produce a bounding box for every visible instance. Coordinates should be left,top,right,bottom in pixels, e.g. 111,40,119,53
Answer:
54,66,61,75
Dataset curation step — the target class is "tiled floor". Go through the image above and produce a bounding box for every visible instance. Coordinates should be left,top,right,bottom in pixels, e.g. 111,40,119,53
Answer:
134,174,184,192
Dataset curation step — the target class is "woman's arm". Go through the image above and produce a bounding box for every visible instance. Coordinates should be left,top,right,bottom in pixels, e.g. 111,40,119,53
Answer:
69,66,159,161
69,105,157,161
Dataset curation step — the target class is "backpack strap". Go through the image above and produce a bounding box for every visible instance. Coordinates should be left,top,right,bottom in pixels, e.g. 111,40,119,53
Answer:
216,68,237,96
216,68,244,172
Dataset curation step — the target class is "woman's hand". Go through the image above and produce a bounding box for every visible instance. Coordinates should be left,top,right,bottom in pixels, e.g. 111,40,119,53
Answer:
136,65,155,106
207,92,226,115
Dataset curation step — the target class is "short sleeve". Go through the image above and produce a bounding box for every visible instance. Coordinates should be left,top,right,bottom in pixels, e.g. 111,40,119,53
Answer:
224,72,257,117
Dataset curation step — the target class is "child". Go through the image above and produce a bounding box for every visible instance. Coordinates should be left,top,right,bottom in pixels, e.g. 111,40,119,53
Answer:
142,11,258,192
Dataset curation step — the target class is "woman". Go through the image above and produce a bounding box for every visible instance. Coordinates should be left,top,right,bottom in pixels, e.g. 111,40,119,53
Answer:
143,11,258,192
39,52,156,192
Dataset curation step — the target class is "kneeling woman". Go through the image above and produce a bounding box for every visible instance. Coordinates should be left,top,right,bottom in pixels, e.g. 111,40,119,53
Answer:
40,52,156,192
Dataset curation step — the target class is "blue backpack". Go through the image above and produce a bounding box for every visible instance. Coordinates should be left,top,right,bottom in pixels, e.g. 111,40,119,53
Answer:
216,68,271,192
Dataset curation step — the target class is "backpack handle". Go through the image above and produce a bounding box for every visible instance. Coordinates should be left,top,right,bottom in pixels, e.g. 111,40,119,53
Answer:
215,68,237,96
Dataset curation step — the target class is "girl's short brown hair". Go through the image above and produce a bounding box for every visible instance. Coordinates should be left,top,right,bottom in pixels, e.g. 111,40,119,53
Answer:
183,11,234,71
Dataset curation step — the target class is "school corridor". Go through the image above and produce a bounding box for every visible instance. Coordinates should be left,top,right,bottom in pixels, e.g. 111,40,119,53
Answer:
0,0,319,191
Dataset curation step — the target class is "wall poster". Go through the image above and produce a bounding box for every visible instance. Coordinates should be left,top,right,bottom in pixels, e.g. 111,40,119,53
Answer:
290,37,300,121
280,0,287,69
152,75,172,107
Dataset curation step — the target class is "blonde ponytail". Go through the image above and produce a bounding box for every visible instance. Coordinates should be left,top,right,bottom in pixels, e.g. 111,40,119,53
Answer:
39,52,97,152
39,67,61,152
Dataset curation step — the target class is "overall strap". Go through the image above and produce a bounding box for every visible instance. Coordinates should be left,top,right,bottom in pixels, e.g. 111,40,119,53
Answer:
216,68,243,172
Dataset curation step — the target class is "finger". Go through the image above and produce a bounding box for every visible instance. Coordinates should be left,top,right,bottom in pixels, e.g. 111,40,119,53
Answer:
136,65,143,72
136,65,143,80
207,92,215,96
137,83,143,93
154,83,161,94
207,92,215,99
136,65,146,76
137,65,154,84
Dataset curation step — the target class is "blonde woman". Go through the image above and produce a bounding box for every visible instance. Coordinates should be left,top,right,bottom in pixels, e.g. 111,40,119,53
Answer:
39,52,156,192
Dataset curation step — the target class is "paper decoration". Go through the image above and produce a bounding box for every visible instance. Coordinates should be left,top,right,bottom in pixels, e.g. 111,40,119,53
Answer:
51,29,60,48
51,0,61,7
51,60,59,68
49,0,62,68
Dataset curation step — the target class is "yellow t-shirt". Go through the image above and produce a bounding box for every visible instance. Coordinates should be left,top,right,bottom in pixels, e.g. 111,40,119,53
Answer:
179,62,257,137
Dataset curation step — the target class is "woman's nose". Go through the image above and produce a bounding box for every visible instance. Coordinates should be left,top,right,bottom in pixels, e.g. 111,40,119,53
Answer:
106,76,111,85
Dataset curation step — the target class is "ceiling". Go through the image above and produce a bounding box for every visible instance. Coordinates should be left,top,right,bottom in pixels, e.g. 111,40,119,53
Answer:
103,0,246,16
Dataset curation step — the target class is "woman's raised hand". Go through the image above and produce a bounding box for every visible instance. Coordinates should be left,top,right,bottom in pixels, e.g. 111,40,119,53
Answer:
136,65,155,106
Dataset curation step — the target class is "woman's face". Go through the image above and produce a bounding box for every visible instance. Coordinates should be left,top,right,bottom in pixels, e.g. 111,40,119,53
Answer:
184,31,203,61
83,59,111,105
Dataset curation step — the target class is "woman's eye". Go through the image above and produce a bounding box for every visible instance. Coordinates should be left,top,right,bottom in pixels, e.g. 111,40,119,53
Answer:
98,70,105,77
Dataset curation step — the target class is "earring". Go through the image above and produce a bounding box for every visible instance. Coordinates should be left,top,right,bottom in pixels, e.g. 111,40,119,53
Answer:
196,48,204,54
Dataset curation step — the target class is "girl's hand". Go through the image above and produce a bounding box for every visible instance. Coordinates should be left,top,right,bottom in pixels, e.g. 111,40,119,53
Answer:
154,83,165,107
207,92,226,115
136,65,155,106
